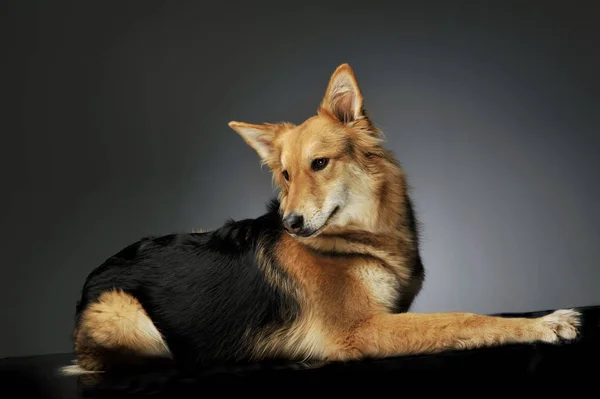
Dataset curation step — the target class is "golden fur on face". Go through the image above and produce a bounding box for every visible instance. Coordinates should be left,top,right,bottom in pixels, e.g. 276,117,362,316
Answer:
230,64,404,238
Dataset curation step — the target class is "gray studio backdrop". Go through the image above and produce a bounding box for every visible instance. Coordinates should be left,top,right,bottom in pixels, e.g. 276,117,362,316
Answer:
2,1,599,358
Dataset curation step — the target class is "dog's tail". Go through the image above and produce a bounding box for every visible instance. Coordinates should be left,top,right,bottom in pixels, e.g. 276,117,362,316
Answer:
58,358,184,396
59,359,102,376
58,358,325,393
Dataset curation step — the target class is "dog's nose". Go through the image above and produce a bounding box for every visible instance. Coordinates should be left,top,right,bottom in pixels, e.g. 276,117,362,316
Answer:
283,213,304,233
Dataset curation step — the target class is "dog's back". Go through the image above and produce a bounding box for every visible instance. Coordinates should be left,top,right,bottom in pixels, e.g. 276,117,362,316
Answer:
70,204,301,372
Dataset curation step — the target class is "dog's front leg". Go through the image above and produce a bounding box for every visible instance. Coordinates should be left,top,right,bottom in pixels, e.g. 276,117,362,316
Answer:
342,309,580,359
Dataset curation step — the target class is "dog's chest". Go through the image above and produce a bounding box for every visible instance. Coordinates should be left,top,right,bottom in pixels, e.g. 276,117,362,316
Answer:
350,264,399,311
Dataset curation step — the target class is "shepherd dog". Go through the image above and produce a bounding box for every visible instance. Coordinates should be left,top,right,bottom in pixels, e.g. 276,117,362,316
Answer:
61,63,580,376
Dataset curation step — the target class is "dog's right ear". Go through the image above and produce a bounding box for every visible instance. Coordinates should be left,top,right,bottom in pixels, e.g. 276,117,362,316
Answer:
320,63,365,124
228,121,279,165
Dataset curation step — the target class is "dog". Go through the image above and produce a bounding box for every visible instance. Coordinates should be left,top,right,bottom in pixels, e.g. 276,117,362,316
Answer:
61,63,580,376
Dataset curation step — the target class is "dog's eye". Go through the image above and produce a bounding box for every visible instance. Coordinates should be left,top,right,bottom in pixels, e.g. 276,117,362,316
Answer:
282,170,289,181
311,158,329,171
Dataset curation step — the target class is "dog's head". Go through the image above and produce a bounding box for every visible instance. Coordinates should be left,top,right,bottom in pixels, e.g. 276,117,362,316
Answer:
230,64,399,238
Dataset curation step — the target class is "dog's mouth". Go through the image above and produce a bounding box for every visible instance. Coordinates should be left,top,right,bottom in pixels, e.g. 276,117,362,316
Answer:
289,206,340,239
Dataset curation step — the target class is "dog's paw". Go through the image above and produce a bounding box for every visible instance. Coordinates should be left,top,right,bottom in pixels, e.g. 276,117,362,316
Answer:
537,309,581,343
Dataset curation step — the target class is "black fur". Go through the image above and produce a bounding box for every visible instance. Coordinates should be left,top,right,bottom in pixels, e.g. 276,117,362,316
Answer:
74,199,300,370
393,193,425,313
73,191,426,370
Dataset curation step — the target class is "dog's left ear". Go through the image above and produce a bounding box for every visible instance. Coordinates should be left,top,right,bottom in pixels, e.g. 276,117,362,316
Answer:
229,121,280,165
320,63,365,124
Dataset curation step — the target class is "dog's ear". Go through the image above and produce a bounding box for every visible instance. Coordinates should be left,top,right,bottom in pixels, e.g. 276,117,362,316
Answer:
320,63,365,124
229,121,280,165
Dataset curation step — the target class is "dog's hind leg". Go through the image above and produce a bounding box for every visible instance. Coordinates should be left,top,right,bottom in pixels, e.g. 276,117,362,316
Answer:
61,289,171,375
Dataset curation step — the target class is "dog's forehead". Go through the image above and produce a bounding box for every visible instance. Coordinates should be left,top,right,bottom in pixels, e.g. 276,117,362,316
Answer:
279,117,342,164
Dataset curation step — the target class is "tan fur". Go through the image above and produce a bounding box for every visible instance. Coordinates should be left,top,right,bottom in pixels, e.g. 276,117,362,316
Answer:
344,309,581,359
252,232,580,363
232,63,581,365
250,235,329,361
249,232,409,362
67,290,171,373
66,63,581,374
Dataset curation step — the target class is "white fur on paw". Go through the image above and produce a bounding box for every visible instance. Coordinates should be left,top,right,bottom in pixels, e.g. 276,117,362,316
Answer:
538,309,581,343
